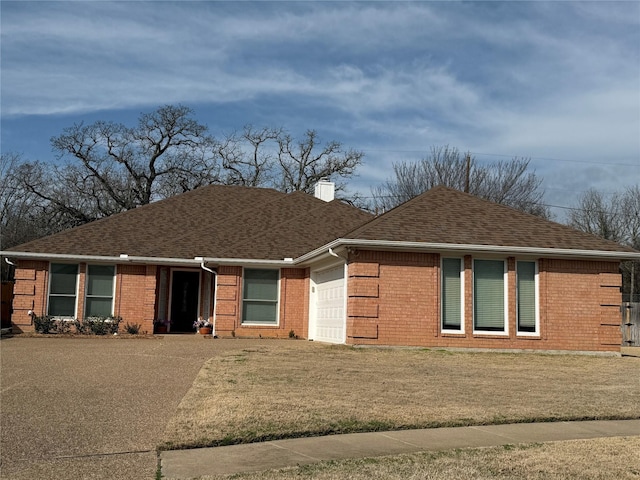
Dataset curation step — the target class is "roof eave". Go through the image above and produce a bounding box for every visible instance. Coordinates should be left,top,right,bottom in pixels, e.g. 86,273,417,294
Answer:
294,239,640,263
1,251,296,268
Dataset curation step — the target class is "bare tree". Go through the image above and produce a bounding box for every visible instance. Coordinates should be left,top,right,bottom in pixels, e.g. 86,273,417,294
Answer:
370,146,548,216
570,186,640,301
49,104,219,218
276,130,364,195
568,188,625,243
216,126,282,187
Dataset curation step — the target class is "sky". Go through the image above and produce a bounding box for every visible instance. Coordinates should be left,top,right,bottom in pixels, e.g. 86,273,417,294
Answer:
1,1,639,220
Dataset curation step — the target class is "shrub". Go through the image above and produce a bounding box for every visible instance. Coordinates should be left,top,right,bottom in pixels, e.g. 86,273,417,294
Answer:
33,316,74,334
33,315,56,334
74,316,122,335
125,322,141,334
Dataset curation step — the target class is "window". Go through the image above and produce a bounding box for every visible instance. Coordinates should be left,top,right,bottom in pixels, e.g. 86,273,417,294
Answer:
85,265,115,317
441,258,463,332
473,259,507,333
242,269,279,325
48,263,78,317
517,261,538,334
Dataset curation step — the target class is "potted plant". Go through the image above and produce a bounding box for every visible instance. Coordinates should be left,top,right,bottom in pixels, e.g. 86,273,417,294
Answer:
154,318,169,334
193,319,212,335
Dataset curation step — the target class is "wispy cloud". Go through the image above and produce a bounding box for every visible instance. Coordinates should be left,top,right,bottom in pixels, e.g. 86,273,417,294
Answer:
1,0,638,209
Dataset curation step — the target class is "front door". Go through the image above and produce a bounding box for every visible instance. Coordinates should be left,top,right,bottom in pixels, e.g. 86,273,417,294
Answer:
170,271,200,332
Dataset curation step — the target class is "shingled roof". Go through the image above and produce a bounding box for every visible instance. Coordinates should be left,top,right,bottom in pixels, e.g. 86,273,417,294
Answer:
7,185,638,263
345,186,637,254
6,185,373,260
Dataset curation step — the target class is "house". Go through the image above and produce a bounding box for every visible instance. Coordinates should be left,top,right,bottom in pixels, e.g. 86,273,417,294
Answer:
4,183,639,354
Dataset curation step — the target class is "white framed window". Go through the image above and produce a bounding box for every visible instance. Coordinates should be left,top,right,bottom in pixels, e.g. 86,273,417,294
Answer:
85,265,116,317
441,258,464,333
473,259,508,334
241,268,280,325
516,261,539,335
48,263,79,317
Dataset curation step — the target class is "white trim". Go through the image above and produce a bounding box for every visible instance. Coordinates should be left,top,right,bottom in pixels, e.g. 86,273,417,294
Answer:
6,237,638,268
293,239,640,264
2,251,297,267
472,259,509,336
240,267,281,326
440,257,465,334
516,260,540,337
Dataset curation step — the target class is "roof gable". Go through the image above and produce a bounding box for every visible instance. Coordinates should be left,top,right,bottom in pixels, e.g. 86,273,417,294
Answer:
346,186,637,254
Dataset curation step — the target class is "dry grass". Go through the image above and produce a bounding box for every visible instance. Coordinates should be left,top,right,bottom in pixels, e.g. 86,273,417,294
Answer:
198,437,640,480
162,342,640,449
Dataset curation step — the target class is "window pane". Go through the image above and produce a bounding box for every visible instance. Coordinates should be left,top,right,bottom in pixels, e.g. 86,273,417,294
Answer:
242,269,278,324
242,301,278,324
85,297,113,317
517,262,536,333
474,260,505,331
49,296,75,317
244,269,278,300
442,258,462,330
50,264,78,294
87,265,115,296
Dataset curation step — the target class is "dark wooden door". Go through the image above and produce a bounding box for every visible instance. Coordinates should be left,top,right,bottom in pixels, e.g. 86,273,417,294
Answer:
170,271,200,332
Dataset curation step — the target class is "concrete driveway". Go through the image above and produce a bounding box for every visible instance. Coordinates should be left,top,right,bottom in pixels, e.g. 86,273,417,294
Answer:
0,335,266,479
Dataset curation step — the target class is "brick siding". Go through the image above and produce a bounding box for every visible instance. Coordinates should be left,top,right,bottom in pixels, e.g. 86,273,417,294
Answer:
346,250,622,353
11,253,622,352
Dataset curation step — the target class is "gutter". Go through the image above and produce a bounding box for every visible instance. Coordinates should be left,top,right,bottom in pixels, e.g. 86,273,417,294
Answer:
3,238,638,268
196,257,217,338
0,251,297,267
293,238,640,264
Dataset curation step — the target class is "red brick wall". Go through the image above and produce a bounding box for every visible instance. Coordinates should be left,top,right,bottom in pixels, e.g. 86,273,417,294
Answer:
12,260,159,334
346,250,622,353
114,264,157,334
11,260,48,332
215,266,310,339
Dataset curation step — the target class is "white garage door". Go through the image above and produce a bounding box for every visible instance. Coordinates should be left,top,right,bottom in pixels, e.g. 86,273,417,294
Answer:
312,265,346,344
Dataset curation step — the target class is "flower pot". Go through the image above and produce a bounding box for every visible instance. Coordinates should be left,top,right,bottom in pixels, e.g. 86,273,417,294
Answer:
155,325,168,334
199,327,212,335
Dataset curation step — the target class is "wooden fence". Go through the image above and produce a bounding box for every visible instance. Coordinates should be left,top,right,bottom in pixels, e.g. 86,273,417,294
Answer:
621,302,640,347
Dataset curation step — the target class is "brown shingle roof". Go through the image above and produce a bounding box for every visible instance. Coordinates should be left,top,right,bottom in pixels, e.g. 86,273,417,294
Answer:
346,186,637,254
7,185,373,260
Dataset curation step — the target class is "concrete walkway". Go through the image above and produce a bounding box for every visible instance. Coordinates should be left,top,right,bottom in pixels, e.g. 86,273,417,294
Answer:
160,419,640,479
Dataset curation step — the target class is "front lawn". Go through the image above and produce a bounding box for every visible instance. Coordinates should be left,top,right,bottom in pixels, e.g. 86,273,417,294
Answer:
162,342,640,450
198,437,640,480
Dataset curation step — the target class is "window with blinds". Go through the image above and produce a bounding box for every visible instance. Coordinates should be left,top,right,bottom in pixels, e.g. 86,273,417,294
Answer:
242,269,279,324
441,258,463,332
517,261,538,334
85,265,115,317
473,259,507,333
48,263,78,317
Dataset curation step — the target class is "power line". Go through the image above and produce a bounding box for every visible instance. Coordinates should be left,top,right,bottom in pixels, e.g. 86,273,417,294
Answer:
359,148,640,168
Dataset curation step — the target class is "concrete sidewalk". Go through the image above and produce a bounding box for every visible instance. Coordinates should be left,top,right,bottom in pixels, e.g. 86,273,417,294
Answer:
160,419,640,479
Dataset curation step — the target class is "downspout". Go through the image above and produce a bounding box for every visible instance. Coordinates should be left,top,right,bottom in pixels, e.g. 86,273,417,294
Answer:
197,258,217,337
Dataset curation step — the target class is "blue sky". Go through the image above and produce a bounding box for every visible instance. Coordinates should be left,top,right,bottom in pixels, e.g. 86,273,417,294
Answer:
1,1,639,219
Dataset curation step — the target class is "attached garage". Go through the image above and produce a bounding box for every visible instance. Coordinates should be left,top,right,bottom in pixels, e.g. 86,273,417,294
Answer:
309,264,346,344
